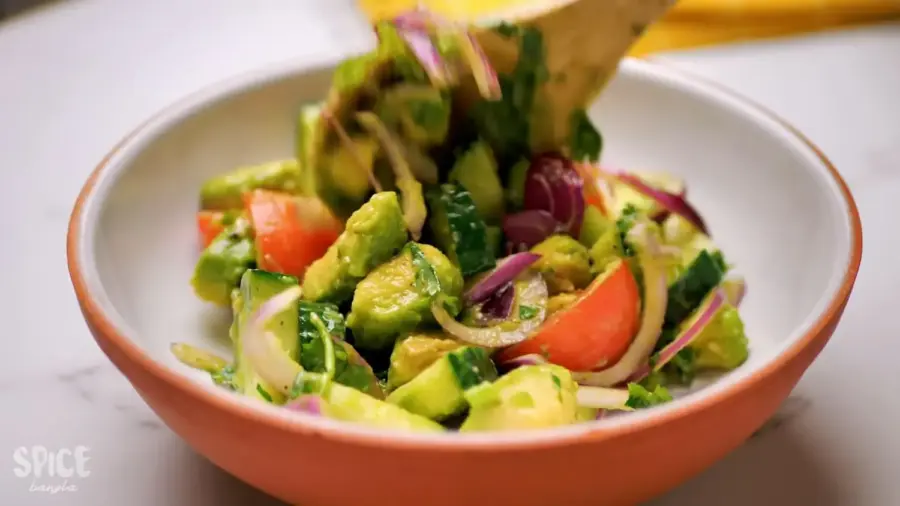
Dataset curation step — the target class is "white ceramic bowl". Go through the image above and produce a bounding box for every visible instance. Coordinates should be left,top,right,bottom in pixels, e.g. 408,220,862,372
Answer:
68,58,862,506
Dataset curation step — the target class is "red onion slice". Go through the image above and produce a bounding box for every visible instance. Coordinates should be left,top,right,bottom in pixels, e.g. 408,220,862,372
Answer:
503,210,559,251
615,172,708,235
241,286,304,395
480,283,515,320
497,353,549,370
433,272,548,348
396,27,452,88
285,395,326,416
465,252,541,304
573,221,668,387
524,154,585,236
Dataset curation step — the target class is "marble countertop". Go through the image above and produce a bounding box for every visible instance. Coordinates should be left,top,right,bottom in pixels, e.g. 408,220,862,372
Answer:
0,1,897,504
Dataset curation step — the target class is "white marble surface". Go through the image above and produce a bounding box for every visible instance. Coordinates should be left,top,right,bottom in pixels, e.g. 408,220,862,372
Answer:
0,1,896,504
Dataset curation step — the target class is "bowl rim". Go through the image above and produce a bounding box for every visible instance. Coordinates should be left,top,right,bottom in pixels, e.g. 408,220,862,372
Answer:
67,56,862,450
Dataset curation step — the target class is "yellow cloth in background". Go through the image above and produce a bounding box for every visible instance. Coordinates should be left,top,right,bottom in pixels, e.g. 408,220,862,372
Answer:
359,0,900,55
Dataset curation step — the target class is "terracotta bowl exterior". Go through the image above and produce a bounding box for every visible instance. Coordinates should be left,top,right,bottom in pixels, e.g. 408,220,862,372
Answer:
67,58,862,506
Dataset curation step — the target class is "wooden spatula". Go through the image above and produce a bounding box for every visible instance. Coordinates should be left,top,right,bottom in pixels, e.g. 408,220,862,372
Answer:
473,0,677,151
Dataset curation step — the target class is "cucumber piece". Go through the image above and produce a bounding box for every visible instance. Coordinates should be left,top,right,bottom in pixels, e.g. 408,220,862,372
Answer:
386,346,498,421
191,217,256,306
298,301,384,398
448,141,505,223
426,183,496,277
199,160,302,210
387,333,463,390
665,249,727,327
233,269,300,403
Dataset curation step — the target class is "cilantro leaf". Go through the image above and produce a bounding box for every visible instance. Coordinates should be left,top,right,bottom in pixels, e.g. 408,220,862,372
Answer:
569,109,603,162
624,383,672,409
408,243,442,297
519,304,539,320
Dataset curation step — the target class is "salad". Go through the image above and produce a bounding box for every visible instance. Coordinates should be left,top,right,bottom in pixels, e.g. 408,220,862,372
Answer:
174,13,749,433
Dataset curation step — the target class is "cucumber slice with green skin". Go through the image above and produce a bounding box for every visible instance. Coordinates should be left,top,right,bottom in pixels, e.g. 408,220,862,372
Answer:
233,269,300,404
386,346,498,421
426,183,496,277
199,160,302,211
664,249,727,327
297,301,384,399
191,218,256,306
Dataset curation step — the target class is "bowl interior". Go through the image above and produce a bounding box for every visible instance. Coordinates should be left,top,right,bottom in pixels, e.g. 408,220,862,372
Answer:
80,59,853,422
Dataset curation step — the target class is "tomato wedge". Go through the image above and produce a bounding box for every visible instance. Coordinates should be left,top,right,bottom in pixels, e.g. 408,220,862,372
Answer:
498,259,640,372
243,189,342,278
197,210,228,248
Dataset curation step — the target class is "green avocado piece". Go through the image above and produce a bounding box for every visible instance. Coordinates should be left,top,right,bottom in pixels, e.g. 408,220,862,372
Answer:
199,159,302,211
347,243,463,351
191,217,256,306
387,346,498,421
505,158,530,211
302,191,408,304
232,269,300,404
485,225,504,257
376,84,451,148
688,303,749,371
427,183,496,277
316,383,444,432
315,135,379,221
531,235,592,295
448,141,506,224
387,332,464,390
460,364,580,431
578,205,614,248
297,301,384,399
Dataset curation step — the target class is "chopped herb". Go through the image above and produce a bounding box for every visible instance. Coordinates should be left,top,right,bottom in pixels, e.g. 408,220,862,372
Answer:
211,364,237,390
519,304,539,320
568,109,603,162
624,383,672,409
551,373,562,391
408,243,442,296
471,26,548,165
616,204,640,257
492,22,521,39
256,384,274,403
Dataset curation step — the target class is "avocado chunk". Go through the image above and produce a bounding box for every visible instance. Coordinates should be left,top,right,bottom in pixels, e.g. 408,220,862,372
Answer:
232,270,300,404
387,346,498,421
191,217,256,306
460,364,580,431
578,205,614,248
316,135,379,221
375,84,451,148
448,141,505,223
199,159,302,210
426,183,496,277
387,333,464,390
298,301,384,398
531,235,592,295
347,243,463,351
505,158,530,211
314,383,444,432
302,191,408,304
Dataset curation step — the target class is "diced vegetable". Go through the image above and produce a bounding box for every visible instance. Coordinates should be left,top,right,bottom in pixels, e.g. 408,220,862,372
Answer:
387,346,498,421
502,209,558,251
427,183,496,277
298,301,384,398
530,235,592,295
433,270,547,348
191,216,256,306
523,153,585,236
244,190,342,279
464,252,541,304
200,159,302,211
505,158,530,210
499,258,639,372
448,140,506,224
347,243,463,351
375,84,451,148
196,210,241,249
665,249,727,327
578,205,613,248
302,191,408,304
614,171,707,235
387,333,463,390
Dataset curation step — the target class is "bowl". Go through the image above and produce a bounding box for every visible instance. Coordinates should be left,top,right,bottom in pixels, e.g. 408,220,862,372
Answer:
67,58,862,506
